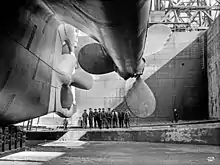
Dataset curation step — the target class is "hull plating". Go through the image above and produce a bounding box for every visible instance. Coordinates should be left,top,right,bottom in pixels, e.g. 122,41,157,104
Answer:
0,0,151,125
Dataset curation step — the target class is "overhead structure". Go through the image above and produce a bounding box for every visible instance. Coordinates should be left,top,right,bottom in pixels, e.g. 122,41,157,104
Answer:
150,0,220,31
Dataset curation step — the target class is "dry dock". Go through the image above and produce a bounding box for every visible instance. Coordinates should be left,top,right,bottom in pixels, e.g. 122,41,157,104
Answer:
0,141,219,165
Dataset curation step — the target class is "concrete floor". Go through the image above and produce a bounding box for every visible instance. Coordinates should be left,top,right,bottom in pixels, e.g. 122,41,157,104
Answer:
0,141,219,165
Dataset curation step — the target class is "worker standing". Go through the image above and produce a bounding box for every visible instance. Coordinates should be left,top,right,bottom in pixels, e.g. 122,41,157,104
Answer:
63,118,68,130
93,109,98,128
118,111,122,128
106,108,112,128
77,117,83,128
82,109,88,129
100,108,106,128
173,108,179,123
118,111,125,128
103,108,109,129
98,108,102,129
88,108,94,128
124,110,131,128
112,109,118,128
121,111,125,128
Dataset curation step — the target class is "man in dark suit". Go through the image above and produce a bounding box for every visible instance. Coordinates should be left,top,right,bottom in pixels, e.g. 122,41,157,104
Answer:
106,108,112,128
124,110,131,128
112,109,118,128
88,108,94,128
93,109,98,128
173,108,179,123
118,111,125,128
98,108,102,129
82,109,88,129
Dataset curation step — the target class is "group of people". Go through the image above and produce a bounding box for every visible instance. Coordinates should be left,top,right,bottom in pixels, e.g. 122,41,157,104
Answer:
80,108,131,129
63,108,179,130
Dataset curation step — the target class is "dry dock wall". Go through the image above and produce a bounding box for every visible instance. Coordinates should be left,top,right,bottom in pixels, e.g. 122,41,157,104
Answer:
207,15,220,119
25,123,220,146
79,123,220,146
144,32,208,121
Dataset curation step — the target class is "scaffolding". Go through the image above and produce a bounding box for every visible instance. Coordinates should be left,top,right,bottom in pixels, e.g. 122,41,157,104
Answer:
150,0,220,31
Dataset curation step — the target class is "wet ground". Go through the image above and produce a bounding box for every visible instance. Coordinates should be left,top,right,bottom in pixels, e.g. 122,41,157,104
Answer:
0,141,219,165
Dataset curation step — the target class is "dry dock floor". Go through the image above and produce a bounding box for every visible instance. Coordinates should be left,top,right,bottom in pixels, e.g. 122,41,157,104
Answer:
0,141,219,165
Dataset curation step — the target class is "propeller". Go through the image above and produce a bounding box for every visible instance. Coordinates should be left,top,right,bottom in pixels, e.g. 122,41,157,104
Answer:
124,24,172,118
56,53,93,117
55,23,94,118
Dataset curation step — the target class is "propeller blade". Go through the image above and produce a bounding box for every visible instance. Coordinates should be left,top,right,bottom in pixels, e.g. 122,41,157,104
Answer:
78,43,115,74
56,103,77,118
71,68,93,90
75,35,98,56
125,77,156,118
144,24,172,56
57,53,77,84
62,43,72,54
58,23,76,54
60,85,73,109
